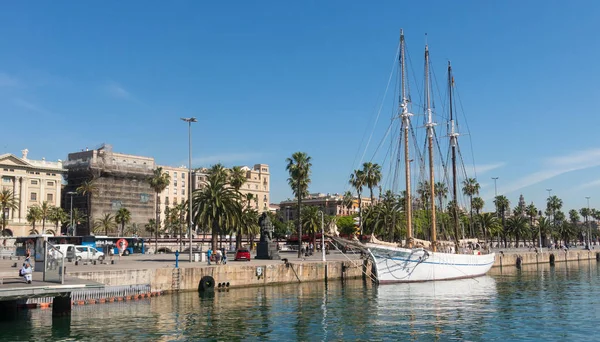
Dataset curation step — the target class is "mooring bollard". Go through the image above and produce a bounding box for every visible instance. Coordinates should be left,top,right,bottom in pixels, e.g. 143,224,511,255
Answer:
596,252,600,262
549,253,555,266
516,256,522,269
175,250,180,268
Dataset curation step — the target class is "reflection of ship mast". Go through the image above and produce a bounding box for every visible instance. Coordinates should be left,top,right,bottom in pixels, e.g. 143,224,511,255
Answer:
399,29,414,248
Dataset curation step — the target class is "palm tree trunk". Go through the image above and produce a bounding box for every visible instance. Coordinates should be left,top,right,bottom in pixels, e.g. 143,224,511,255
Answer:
155,193,160,253
358,193,362,236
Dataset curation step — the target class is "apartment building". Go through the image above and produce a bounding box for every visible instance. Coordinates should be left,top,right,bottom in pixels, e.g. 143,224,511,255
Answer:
157,165,190,224
63,144,155,235
279,193,369,222
0,149,66,236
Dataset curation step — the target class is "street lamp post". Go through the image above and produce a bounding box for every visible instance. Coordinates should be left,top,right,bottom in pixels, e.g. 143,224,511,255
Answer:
586,196,591,248
546,188,553,231
318,210,325,262
67,191,77,236
492,177,499,197
181,117,197,263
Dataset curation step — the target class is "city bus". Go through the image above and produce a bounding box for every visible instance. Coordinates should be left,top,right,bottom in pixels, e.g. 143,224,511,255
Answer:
93,236,146,255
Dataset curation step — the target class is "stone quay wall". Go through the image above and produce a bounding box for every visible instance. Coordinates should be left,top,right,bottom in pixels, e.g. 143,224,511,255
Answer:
493,250,598,268
69,260,372,293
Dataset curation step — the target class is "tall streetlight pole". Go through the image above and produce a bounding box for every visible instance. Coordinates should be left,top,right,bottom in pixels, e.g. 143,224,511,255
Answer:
546,188,552,198
586,196,591,248
318,210,325,262
492,177,499,197
67,191,77,236
181,117,197,263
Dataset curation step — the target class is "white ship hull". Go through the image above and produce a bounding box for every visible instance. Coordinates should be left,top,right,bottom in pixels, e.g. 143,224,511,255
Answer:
366,243,495,283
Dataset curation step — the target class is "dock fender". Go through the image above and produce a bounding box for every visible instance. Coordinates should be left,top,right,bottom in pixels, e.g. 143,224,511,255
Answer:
198,276,215,292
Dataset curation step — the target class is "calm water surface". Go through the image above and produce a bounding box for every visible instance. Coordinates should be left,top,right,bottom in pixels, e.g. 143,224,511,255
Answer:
1,261,599,341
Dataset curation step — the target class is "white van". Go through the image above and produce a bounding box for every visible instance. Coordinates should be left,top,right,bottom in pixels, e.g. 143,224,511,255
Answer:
74,245,105,261
52,244,77,262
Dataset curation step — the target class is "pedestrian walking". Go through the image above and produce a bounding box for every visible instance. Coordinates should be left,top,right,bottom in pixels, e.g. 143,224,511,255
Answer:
207,248,212,265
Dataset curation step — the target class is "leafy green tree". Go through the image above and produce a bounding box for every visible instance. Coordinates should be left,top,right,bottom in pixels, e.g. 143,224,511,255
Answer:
301,205,321,245
94,213,117,236
286,152,312,257
76,179,98,235
148,167,171,250
336,215,356,236
472,197,484,237
115,207,132,236
342,191,353,215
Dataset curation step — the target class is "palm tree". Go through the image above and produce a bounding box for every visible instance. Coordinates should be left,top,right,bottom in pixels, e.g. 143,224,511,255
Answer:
145,219,157,236
94,213,117,236
229,166,247,193
494,195,510,247
362,162,382,207
239,208,260,250
286,152,312,258
342,191,353,215
38,201,52,234
193,164,242,252
479,212,500,245
301,205,321,247
115,207,132,236
537,216,551,247
462,178,480,237
148,167,171,252
48,206,68,234
471,197,484,238
507,215,529,248
349,169,365,235
125,222,140,237
0,189,19,234
546,195,563,229
76,179,99,235
434,182,448,213
26,206,42,235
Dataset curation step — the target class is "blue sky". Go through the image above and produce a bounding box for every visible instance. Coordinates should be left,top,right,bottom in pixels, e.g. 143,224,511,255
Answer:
1,1,600,214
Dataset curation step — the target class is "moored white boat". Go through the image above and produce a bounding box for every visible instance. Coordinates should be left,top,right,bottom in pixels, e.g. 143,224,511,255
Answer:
366,243,495,283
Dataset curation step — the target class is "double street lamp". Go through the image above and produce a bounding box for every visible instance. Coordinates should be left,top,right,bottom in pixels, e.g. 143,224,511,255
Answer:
181,117,197,263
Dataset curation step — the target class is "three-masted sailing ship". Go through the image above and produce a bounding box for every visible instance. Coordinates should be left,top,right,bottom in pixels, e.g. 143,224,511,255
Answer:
332,30,495,283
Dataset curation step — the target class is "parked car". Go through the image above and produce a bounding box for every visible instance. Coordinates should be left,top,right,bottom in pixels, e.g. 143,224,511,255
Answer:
74,245,105,261
234,248,251,261
52,244,76,262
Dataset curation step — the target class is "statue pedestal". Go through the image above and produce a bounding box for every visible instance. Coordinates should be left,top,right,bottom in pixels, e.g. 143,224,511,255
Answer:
255,242,280,260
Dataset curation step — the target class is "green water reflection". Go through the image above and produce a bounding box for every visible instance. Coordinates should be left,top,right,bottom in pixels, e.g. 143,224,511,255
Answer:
0,260,598,341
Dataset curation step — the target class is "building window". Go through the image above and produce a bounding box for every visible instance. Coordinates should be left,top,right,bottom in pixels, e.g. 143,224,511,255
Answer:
255,185,258,189
47,193,53,202
165,197,170,206
31,180,38,185
174,180,177,187
174,172,177,178
30,192,37,201
174,198,178,205
51,173,55,176
182,181,185,188
46,173,51,176
47,181,54,186
2,177,10,183
182,173,185,179
182,189,185,196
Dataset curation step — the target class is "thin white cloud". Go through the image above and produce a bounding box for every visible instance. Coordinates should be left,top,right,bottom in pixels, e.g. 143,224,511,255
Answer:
482,148,600,199
0,72,21,87
474,162,505,175
13,98,49,115
190,153,265,167
105,81,132,99
576,179,600,190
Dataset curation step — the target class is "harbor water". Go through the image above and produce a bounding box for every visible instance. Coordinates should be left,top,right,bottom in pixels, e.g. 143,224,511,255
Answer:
1,260,599,341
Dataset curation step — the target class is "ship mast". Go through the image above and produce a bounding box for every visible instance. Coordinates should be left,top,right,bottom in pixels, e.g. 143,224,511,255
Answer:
400,30,413,248
448,61,460,254
424,45,437,252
